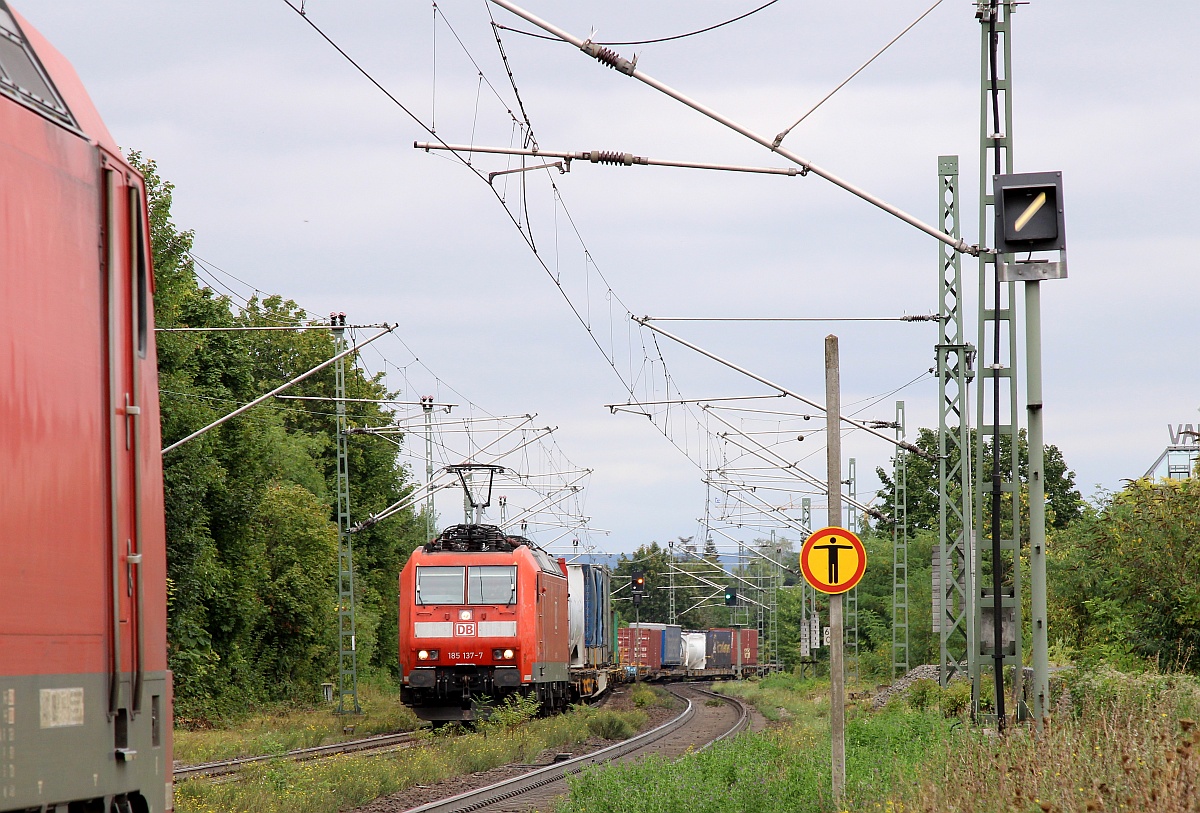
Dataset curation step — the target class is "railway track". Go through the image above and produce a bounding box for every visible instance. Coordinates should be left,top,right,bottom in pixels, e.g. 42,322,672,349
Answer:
173,730,424,780
396,683,750,813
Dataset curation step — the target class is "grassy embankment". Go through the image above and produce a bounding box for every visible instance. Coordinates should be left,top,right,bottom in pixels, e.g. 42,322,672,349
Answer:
557,669,1200,813
174,683,422,764
175,690,651,813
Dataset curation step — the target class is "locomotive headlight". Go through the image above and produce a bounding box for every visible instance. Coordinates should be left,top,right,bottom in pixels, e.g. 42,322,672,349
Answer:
418,650,430,660
458,609,473,621
503,649,514,660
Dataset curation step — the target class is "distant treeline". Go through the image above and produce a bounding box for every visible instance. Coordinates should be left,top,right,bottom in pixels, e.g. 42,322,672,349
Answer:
619,432,1199,678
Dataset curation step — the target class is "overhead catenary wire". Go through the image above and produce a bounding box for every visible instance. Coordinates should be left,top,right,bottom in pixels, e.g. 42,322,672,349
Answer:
493,0,783,46
633,316,930,458
486,0,980,256
284,0,915,546
772,0,949,147
169,250,601,542
641,314,940,323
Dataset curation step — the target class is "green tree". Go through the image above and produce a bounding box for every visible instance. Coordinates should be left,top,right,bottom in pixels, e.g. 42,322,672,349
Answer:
132,152,424,717
1049,478,1200,671
875,427,1084,542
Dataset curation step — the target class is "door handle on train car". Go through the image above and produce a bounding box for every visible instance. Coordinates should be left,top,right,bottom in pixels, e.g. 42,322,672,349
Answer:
126,539,141,596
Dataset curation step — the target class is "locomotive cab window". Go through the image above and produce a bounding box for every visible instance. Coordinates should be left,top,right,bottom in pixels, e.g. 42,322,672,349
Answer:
467,566,517,605
0,2,76,128
415,566,464,605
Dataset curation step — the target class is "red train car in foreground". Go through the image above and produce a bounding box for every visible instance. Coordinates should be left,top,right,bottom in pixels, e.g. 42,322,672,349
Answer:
399,525,575,722
0,3,173,810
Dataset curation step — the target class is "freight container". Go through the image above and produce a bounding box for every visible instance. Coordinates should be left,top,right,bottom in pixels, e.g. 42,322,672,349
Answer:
738,628,759,666
567,564,612,667
682,631,707,669
706,628,734,668
628,622,683,666
618,627,662,670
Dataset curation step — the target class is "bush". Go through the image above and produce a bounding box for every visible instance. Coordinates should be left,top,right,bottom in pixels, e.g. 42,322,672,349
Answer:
906,678,939,711
630,684,659,708
587,711,637,740
938,679,972,718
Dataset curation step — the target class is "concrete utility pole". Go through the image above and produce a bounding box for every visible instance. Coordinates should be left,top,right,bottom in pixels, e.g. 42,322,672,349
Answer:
825,335,845,802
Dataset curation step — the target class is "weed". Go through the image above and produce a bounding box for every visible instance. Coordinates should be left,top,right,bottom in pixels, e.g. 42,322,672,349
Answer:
176,703,647,813
586,710,638,740
905,678,939,711
173,682,421,764
630,684,668,708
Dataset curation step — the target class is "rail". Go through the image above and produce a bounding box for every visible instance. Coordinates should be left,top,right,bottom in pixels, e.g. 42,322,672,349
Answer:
405,685,748,813
173,730,421,780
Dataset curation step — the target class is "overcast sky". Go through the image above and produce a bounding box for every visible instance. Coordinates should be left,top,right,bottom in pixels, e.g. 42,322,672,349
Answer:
18,1,1199,555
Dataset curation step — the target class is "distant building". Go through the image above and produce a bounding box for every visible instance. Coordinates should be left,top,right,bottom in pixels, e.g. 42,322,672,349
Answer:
1144,421,1199,479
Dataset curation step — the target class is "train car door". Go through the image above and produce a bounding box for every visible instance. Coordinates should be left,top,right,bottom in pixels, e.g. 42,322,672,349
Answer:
102,160,147,736
536,573,546,664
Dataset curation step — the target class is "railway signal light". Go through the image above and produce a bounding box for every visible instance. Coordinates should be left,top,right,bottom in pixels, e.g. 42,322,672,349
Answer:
724,586,737,606
993,171,1066,254
630,570,646,594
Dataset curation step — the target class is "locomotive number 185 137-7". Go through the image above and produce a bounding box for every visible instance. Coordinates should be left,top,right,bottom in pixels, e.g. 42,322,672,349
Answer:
448,651,485,661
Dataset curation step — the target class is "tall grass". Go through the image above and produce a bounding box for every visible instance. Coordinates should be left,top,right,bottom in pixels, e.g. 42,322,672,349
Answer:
561,668,1200,813
893,668,1200,812
176,702,647,813
174,682,422,764
558,700,955,813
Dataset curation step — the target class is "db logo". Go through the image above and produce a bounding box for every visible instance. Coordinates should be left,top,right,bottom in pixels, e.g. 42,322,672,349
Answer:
454,622,477,637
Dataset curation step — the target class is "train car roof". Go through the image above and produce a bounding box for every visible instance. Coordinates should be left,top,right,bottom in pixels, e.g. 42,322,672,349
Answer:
2,3,122,158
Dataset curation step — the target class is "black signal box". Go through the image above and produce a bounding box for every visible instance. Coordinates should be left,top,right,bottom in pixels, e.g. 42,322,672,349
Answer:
993,171,1066,254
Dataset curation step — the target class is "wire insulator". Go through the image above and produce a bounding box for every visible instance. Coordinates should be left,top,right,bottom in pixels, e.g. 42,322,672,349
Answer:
581,41,638,75
587,150,635,166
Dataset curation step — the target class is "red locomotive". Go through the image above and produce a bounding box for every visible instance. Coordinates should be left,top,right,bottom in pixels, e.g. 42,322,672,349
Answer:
399,525,619,722
0,3,172,811
398,525,771,721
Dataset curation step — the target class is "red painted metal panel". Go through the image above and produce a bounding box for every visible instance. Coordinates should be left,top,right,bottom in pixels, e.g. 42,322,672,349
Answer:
398,544,570,683
739,628,759,665
617,628,662,670
0,7,172,807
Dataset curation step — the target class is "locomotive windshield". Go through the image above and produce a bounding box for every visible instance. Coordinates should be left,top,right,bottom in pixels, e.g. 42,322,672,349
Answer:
415,566,465,605
467,566,517,605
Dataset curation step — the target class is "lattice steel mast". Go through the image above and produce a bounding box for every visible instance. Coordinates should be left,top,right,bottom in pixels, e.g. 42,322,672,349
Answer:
333,318,360,714
974,0,1022,719
936,155,976,688
846,458,858,682
892,401,910,678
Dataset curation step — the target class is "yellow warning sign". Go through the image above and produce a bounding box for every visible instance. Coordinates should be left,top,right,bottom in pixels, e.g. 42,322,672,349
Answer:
800,526,866,594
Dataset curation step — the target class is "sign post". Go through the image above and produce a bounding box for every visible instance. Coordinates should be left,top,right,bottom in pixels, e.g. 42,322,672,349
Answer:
800,523,867,804
801,336,870,804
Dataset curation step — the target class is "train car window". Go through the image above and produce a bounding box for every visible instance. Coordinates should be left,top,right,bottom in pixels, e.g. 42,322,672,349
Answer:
415,566,464,605
129,186,149,357
0,3,76,128
467,566,517,605
534,551,561,575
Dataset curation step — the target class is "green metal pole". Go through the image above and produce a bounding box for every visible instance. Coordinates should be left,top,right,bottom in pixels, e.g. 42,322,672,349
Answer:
1026,281,1049,724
